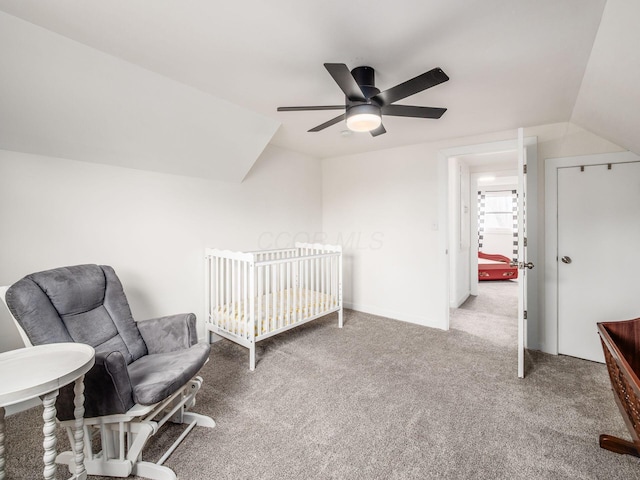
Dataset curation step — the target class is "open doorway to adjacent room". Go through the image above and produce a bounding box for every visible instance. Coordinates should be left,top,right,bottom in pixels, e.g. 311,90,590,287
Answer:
448,150,519,346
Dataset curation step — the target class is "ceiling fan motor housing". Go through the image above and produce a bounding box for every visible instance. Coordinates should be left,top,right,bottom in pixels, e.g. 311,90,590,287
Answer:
349,66,381,105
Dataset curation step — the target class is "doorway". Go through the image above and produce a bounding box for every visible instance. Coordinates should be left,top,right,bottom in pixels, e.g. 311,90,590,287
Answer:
449,152,519,345
438,135,538,377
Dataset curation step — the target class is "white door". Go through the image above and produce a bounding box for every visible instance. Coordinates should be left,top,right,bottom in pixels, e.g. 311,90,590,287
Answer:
557,160,640,362
516,128,530,378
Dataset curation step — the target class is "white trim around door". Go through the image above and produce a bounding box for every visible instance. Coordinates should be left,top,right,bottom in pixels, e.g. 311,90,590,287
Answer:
544,150,640,355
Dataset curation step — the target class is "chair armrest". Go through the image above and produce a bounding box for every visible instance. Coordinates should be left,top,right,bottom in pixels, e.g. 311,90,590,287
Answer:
137,313,198,354
56,350,134,421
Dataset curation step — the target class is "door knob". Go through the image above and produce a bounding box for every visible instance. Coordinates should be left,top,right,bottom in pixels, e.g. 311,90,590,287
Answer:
561,256,572,264
515,261,535,269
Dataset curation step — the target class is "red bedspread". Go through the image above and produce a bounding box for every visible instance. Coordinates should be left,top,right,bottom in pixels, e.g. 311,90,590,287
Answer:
478,252,518,281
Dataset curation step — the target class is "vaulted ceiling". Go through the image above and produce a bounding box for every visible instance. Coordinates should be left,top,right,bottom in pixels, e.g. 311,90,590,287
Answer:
0,0,637,180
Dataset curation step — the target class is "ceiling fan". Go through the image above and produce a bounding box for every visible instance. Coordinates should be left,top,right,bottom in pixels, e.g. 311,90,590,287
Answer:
277,63,449,137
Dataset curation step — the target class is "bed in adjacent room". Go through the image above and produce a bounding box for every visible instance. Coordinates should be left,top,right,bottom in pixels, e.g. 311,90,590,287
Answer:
478,252,518,281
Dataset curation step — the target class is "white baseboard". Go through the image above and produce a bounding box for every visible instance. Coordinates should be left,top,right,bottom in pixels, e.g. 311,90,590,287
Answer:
450,292,470,309
343,302,443,330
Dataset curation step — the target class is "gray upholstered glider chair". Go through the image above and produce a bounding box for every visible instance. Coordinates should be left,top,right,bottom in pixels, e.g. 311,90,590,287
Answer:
0,264,215,480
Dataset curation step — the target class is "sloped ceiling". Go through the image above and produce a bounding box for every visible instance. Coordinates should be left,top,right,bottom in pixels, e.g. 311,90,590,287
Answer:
571,0,640,156
0,11,279,182
0,0,613,168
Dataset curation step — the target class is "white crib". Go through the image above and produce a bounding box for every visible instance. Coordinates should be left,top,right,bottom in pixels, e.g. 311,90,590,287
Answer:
205,242,343,370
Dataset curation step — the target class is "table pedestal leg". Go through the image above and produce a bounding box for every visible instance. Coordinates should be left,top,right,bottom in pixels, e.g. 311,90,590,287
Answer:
42,390,58,480
0,406,5,480
71,375,87,480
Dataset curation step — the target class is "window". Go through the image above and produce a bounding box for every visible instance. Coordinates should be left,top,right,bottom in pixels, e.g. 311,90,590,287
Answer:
478,189,518,260
483,192,515,232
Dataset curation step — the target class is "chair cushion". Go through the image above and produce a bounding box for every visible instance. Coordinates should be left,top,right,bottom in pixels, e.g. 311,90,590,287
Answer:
7,265,148,364
127,342,211,405
34,265,106,316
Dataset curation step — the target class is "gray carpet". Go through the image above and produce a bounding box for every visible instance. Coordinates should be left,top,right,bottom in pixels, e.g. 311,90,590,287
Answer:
4,308,640,479
450,280,518,347
458,280,519,317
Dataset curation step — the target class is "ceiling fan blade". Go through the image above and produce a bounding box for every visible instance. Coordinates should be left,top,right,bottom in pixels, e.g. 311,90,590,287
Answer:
381,105,447,119
374,68,449,106
277,105,345,112
308,113,346,132
370,124,386,137
324,63,366,102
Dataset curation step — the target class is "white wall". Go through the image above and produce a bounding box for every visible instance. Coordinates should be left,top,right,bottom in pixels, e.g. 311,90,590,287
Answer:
448,158,471,307
480,232,513,259
322,122,624,352
0,144,322,352
322,131,514,327
0,121,625,355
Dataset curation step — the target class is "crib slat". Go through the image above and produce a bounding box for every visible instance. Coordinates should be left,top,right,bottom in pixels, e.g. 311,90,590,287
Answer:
314,256,318,316
243,262,248,338
249,260,256,343
279,263,284,329
307,252,314,315
238,260,241,336
258,266,263,337
207,256,212,327
265,265,270,335
237,260,241,335
206,257,211,332
227,259,232,334
233,260,238,335
330,256,335,307
236,260,241,335
214,257,218,325
294,260,299,324
221,257,226,317
217,257,221,324
274,264,279,330
223,259,228,332
299,256,303,320
321,251,324,311
218,257,223,327
270,264,275,331
237,260,241,333
326,256,330,310
271,262,276,331
310,255,315,316
286,262,291,326
299,258,303,323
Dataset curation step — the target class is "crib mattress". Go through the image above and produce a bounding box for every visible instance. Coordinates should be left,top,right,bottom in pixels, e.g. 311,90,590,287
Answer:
212,288,337,337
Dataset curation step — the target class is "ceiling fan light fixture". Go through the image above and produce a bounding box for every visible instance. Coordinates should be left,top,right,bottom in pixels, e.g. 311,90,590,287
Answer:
277,63,449,136
346,104,382,132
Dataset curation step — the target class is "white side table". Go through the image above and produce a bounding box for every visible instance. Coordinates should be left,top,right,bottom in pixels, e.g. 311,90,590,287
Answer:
0,343,95,480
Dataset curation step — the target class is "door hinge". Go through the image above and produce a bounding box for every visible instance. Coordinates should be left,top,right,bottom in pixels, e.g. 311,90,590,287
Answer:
524,310,528,320
524,237,528,247
523,164,527,174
